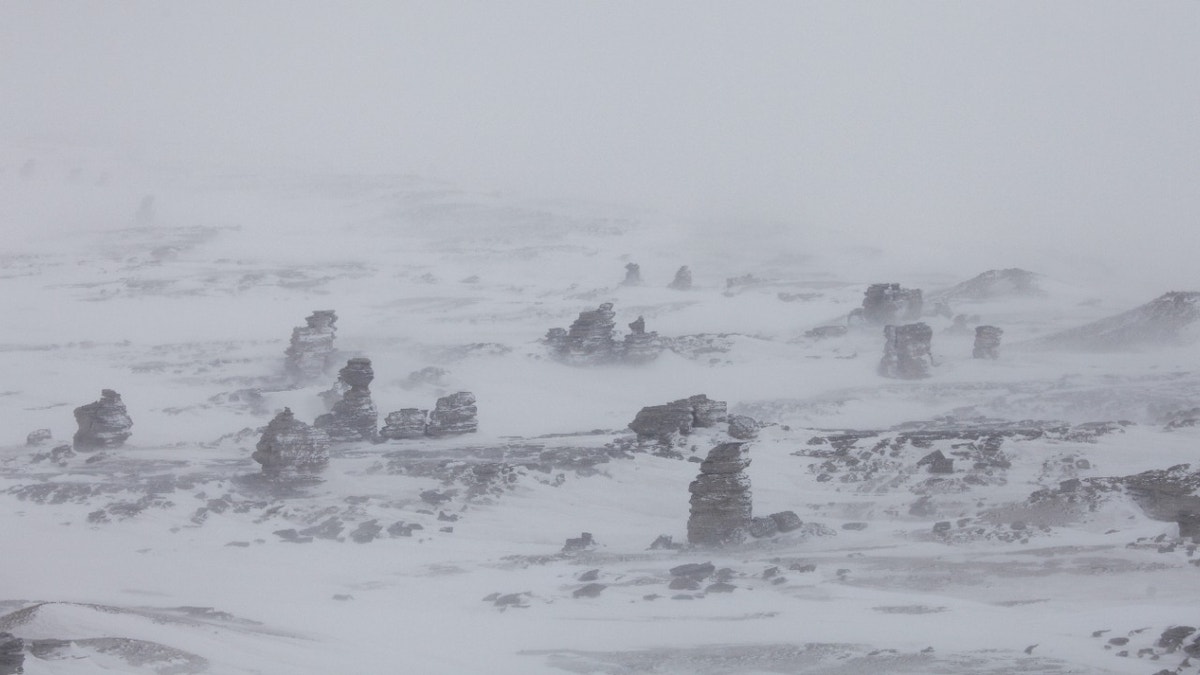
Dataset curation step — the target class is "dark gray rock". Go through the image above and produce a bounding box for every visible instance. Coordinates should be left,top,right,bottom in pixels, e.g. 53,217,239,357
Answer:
856,283,923,325
573,583,607,598
563,532,596,552
705,582,736,593
727,415,758,440
879,323,933,379
26,428,52,446
973,325,1003,359
918,450,954,474
579,569,600,582
284,310,337,383
622,316,663,364
426,392,478,437
648,534,679,550
315,358,378,442
687,442,753,547
379,408,428,440
547,303,619,365
668,265,692,290
0,632,22,675
252,408,330,473
749,516,779,538
669,562,715,579
622,262,642,286
73,389,133,450
1157,626,1196,652
349,520,383,543
805,325,848,340
629,394,728,443
769,511,803,532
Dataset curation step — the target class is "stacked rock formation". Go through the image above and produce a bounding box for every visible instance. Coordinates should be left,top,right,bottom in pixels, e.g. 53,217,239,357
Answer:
315,358,378,441
879,323,933,379
252,407,330,473
546,303,618,364
26,428,52,446
73,389,133,449
687,442,753,547
629,394,728,443
426,392,479,437
379,408,429,440
973,325,1003,359
622,316,662,364
856,283,923,325
285,310,337,383
668,265,692,290
622,262,642,286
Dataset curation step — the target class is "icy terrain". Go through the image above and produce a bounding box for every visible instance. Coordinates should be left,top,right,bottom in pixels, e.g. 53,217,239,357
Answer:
3,152,1200,675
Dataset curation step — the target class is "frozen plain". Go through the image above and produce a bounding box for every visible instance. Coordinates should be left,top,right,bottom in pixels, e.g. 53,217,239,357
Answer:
2,150,1200,674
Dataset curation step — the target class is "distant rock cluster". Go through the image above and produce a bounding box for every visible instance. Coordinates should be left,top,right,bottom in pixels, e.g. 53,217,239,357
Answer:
285,310,337,383
545,303,663,365
621,262,642,286
1034,291,1200,351
852,283,923,325
973,325,1003,359
315,358,378,442
879,323,933,379
935,268,1040,302
73,389,133,450
629,394,729,443
252,407,330,473
687,442,753,547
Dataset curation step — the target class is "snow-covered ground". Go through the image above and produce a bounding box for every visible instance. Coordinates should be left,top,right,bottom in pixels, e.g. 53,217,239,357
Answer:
3,151,1200,674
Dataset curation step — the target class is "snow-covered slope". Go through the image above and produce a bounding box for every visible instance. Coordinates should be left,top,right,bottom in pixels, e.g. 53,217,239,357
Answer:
3,153,1200,675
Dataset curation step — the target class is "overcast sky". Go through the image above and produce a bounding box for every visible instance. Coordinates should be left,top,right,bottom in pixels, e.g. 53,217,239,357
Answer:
3,1,1199,271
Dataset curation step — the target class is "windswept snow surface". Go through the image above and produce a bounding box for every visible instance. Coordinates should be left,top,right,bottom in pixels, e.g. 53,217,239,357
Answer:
3,154,1200,674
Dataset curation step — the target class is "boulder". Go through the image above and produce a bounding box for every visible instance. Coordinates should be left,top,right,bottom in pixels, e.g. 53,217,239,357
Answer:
879,323,933,379
26,428,52,446
973,325,1003,359
548,303,619,365
687,442,753,547
426,392,478,437
72,389,133,450
727,415,759,440
252,407,330,473
380,408,428,440
284,310,337,383
314,358,379,442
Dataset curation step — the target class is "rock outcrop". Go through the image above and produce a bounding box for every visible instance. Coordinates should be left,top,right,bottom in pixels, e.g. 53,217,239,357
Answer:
630,395,728,443
879,323,933,379
688,442,753,547
73,389,133,450
546,303,618,365
252,408,330,473
1033,291,1200,351
727,415,759,440
973,325,1003,359
622,316,662,364
426,392,478,437
285,310,337,383
315,358,378,441
668,265,692,290
379,408,429,440
622,262,642,286
853,283,923,325
0,633,22,675
546,303,662,365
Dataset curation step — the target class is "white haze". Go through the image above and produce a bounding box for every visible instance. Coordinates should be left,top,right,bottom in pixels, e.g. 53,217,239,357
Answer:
2,1,1200,293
